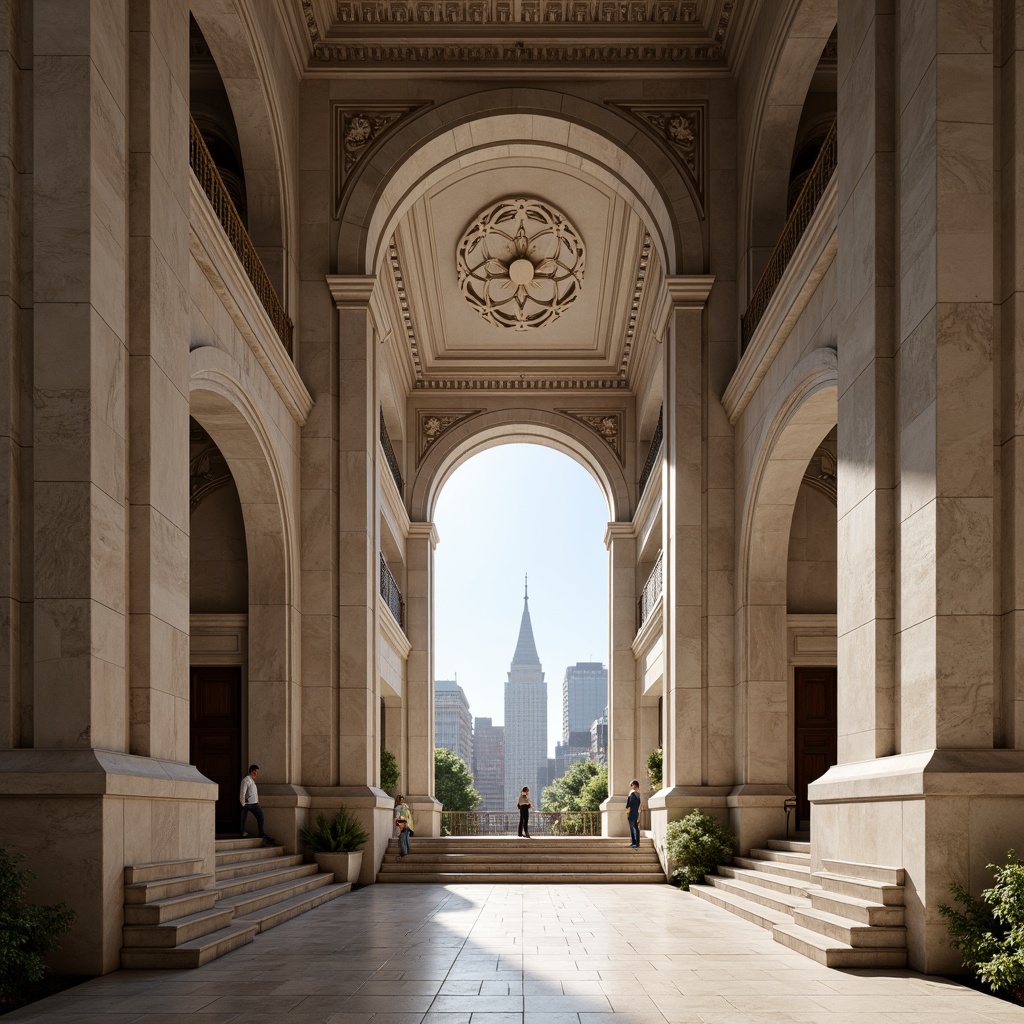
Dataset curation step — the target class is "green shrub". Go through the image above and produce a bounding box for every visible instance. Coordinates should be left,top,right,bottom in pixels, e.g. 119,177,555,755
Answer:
646,747,663,791
665,808,735,890
939,850,1024,998
380,748,400,794
0,848,75,1000
299,807,369,853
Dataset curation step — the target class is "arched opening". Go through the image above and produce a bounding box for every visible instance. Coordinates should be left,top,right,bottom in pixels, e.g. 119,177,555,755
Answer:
737,349,837,843
431,443,610,827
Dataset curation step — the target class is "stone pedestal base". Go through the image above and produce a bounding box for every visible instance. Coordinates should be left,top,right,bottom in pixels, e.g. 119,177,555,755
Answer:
809,750,1024,974
726,785,794,854
0,749,216,976
407,793,441,837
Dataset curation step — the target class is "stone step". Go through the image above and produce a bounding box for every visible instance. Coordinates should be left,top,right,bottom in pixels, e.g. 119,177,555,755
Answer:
215,852,304,881
405,840,656,852
124,858,203,885
808,888,905,927
377,871,668,884
124,872,214,905
235,882,352,932
217,871,338,917
813,871,905,905
379,852,661,868
122,906,235,948
690,881,795,931
120,920,259,970
215,862,320,900
821,858,904,886
716,864,812,897
765,839,811,854
215,837,271,850
123,888,219,925
216,845,285,866
792,906,907,948
746,846,810,867
699,874,812,917
733,855,811,882
772,921,907,969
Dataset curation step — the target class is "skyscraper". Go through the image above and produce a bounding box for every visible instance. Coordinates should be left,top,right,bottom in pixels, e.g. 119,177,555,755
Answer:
503,579,548,803
472,717,504,811
434,678,473,767
562,662,608,743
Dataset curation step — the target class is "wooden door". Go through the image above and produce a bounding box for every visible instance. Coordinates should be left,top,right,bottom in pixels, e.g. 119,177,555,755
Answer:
190,666,242,833
794,666,837,828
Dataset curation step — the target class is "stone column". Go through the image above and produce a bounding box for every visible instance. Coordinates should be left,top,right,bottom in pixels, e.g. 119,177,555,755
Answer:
127,0,191,763
603,522,637,837
406,521,441,836
325,275,392,880
651,277,728,839
810,0,1019,974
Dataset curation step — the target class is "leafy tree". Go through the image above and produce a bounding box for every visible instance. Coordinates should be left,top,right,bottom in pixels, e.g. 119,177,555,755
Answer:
434,747,481,811
380,748,400,794
542,759,602,812
0,848,75,1001
646,747,663,791
579,765,608,811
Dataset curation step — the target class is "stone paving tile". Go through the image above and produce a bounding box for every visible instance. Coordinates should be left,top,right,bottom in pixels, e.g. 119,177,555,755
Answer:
9,884,1024,1024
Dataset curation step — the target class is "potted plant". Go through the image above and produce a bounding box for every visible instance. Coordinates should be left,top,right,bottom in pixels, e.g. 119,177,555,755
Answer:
299,807,369,884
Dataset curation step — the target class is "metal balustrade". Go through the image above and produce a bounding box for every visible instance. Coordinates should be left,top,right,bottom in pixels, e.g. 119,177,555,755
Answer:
189,116,294,356
638,406,663,498
379,409,404,495
741,118,838,351
380,553,404,630
637,550,664,631
440,810,601,836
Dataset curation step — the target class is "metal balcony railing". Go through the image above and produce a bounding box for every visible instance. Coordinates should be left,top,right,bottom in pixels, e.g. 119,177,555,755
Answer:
379,409,404,495
741,118,838,351
189,116,294,356
637,550,664,631
380,553,404,630
440,810,601,836
638,406,663,498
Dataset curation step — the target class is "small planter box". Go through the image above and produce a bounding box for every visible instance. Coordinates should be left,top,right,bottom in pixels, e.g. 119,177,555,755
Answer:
312,850,363,884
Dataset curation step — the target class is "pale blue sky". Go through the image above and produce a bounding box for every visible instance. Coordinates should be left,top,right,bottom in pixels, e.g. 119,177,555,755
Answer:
433,444,610,757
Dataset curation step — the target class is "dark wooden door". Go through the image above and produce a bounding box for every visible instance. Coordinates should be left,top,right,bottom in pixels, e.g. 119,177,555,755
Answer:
794,666,837,828
190,666,242,833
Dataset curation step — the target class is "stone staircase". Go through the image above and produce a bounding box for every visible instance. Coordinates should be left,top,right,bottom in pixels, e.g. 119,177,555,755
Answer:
120,838,351,968
690,839,907,968
377,835,667,883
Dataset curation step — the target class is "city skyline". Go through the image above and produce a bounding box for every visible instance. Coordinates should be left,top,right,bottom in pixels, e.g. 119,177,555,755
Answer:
433,445,610,758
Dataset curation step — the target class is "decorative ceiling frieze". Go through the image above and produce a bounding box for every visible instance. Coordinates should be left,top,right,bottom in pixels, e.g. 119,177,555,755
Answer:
417,409,484,461
335,104,427,211
301,0,738,71
190,424,233,513
560,410,624,460
614,103,706,214
387,240,424,381
412,377,629,390
620,233,652,378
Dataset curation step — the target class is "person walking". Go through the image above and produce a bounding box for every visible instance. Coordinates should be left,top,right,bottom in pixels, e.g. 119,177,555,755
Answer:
626,779,642,848
394,795,414,858
517,786,533,838
239,764,276,845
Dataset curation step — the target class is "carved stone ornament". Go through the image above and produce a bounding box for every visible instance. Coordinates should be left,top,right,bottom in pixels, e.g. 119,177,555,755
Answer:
457,198,585,331
334,105,424,211
561,410,624,460
417,410,483,459
336,2,703,24
802,439,837,506
190,425,233,513
615,104,706,214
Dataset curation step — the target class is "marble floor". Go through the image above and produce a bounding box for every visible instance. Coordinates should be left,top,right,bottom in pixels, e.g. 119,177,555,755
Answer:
9,883,1024,1023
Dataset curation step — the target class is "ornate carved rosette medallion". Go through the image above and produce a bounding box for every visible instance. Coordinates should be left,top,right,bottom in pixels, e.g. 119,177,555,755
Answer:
561,410,624,460
456,198,585,331
417,410,483,460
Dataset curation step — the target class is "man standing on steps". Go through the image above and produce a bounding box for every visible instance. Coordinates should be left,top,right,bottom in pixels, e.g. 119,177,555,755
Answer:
239,764,276,845
626,779,642,848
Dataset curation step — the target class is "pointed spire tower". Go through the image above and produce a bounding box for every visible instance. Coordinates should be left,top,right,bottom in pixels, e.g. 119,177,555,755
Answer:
504,575,548,806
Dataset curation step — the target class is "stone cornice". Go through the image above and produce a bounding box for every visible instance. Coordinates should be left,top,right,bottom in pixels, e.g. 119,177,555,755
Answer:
189,177,314,426
378,597,412,659
664,274,715,308
723,175,837,425
408,521,440,548
326,274,377,306
603,521,635,548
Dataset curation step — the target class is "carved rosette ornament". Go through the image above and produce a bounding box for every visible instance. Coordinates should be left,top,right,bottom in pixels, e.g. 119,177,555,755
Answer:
457,198,585,331
802,439,837,505
562,410,624,460
615,104,706,214
417,410,483,460
334,105,423,210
